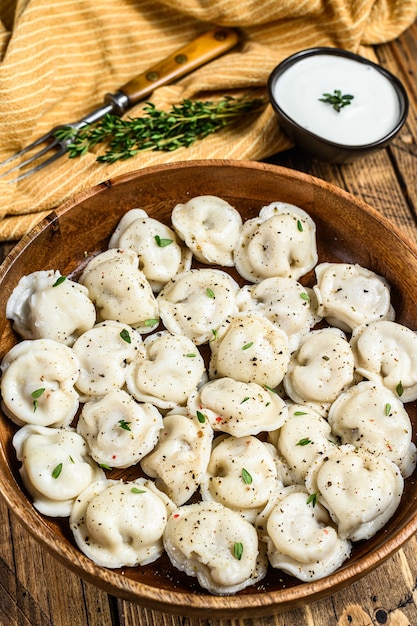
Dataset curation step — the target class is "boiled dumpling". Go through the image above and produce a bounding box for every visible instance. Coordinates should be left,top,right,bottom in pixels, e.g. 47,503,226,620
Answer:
200,434,281,522
234,202,317,283
141,408,213,505
256,485,351,581
209,313,290,389
72,321,143,401
313,262,395,332
6,270,96,346
164,501,268,595
350,320,417,402
305,444,404,541
77,389,163,468
283,328,355,412
70,478,176,567
79,248,159,333
328,380,416,478
108,208,192,292
157,268,239,345
171,195,242,266
12,424,105,516
270,403,338,484
1,338,80,427
188,377,287,436
126,330,206,410
236,277,321,351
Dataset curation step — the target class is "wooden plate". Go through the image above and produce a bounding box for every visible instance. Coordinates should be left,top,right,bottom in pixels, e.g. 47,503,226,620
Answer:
1,160,417,619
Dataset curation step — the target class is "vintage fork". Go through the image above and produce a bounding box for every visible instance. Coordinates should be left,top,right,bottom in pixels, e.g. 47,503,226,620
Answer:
0,27,238,182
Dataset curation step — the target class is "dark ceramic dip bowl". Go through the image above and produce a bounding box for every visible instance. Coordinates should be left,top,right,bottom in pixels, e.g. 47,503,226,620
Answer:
267,47,409,163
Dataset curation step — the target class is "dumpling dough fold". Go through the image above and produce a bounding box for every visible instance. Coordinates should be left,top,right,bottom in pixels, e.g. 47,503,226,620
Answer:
164,501,267,595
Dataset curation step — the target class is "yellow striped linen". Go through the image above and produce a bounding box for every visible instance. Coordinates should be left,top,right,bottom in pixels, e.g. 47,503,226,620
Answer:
0,0,416,241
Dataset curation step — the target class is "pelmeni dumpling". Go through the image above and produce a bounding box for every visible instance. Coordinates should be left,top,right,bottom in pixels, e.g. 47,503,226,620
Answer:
108,208,192,292
350,320,417,402
200,435,281,522
12,425,105,516
209,313,290,389
256,485,351,581
171,195,243,266
77,389,163,469
234,202,318,283
72,321,143,401
270,404,338,484
313,262,395,332
6,270,96,346
236,277,321,352
164,501,268,595
305,444,404,541
140,408,213,505
1,338,80,427
328,380,416,478
157,268,240,345
283,328,355,412
70,478,176,568
188,377,287,436
126,331,206,410
79,248,159,333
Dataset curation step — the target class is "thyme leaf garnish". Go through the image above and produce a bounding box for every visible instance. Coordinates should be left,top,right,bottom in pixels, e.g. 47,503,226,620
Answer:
233,542,244,560
241,468,253,484
319,90,354,112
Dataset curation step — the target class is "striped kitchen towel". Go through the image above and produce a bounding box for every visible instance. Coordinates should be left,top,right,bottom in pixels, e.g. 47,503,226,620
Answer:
0,0,416,241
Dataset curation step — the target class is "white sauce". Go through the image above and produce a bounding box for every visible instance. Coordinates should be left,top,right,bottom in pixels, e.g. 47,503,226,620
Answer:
272,54,401,146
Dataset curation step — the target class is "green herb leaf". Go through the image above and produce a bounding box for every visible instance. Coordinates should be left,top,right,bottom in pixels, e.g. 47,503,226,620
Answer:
300,292,310,302
52,275,67,287
241,468,253,484
296,438,312,446
52,463,63,479
118,419,131,431
206,287,215,298
31,388,45,398
120,328,131,343
233,542,244,560
196,410,206,423
294,411,307,415
154,234,173,247
319,90,354,113
396,381,404,397
306,492,317,507
99,463,112,470
241,396,250,403
242,342,253,350
297,219,303,232
131,487,146,494
385,403,391,416
144,318,159,327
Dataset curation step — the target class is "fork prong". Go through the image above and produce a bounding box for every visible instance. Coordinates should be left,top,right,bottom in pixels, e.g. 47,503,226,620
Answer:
0,137,61,181
8,144,68,183
0,129,58,170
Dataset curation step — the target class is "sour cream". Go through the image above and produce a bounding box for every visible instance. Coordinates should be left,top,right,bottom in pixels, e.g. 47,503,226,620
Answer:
271,54,401,146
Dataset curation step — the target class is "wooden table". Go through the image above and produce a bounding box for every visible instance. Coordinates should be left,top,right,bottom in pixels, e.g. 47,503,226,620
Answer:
1,21,417,626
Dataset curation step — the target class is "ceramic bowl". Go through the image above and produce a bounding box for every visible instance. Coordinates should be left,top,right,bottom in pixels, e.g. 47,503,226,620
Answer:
267,47,409,163
1,160,417,619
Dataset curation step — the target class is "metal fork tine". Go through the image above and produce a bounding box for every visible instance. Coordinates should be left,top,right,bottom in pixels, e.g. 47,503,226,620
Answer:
0,129,57,170
9,144,68,183
0,137,60,181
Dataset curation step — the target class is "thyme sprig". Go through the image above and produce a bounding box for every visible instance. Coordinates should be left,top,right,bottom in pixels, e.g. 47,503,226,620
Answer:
55,96,267,164
319,89,354,113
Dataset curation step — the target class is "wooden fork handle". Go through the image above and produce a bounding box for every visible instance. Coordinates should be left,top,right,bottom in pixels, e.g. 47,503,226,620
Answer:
116,27,239,108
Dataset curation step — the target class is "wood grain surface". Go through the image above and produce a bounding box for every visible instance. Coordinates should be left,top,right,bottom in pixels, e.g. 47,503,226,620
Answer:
1,20,417,626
